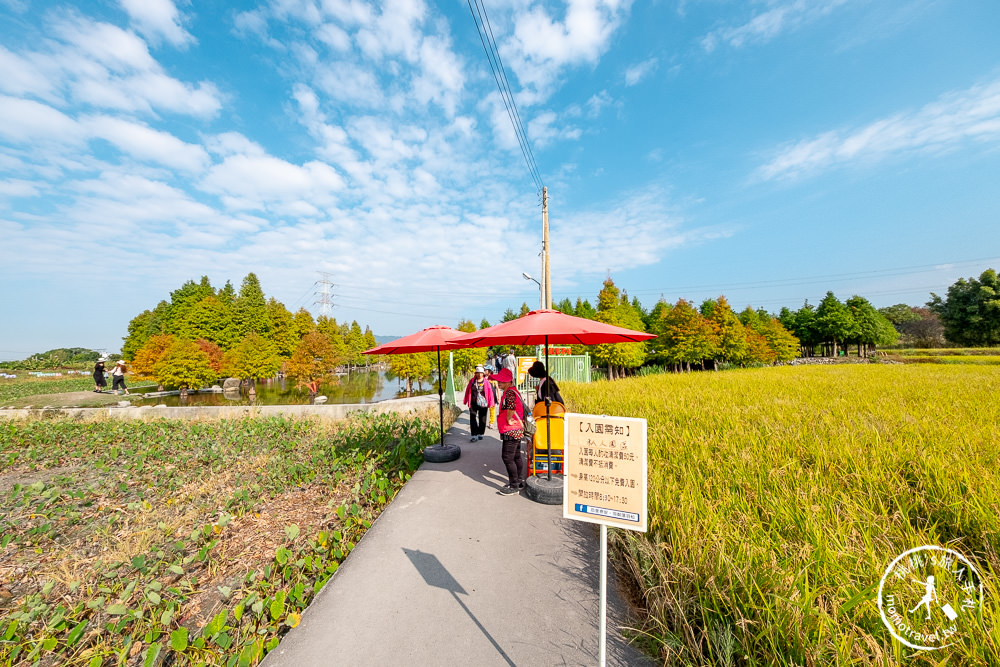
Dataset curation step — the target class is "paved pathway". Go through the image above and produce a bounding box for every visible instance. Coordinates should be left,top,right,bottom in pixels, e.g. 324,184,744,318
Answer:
261,410,653,667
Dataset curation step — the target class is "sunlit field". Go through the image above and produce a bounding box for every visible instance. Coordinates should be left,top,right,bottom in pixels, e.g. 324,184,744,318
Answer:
567,365,1000,665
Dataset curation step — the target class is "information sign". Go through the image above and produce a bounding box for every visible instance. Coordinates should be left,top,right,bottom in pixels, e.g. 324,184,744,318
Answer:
563,413,647,532
516,356,537,386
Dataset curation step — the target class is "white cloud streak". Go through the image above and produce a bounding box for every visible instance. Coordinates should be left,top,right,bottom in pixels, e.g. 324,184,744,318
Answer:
701,0,852,53
118,0,195,48
756,78,1000,181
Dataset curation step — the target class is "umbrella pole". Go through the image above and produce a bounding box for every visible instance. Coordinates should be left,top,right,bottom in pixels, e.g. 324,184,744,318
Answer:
545,335,552,481
437,347,444,448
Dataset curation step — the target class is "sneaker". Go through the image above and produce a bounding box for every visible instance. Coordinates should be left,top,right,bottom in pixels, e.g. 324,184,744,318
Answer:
499,485,519,496
517,480,526,489
477,435,484,441
470,436,477,442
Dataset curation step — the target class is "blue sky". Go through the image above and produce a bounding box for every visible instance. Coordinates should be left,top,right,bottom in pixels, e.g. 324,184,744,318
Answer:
1,0,999,359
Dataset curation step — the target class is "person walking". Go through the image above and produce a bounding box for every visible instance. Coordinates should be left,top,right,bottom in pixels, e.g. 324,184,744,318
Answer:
502,348,518,384
93,357,107,392
491,368,525,495
111,360,130,395
463,365,494,441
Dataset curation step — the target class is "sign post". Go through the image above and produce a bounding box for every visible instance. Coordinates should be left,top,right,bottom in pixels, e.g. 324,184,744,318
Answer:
563,414,647,667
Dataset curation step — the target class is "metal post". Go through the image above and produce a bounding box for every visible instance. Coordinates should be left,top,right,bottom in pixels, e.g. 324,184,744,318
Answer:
600,523,607,667
542,187,551,309
437,347,444,448
544,335,552,481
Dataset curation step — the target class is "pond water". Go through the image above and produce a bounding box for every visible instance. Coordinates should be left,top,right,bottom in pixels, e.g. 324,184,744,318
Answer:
134,371,436,407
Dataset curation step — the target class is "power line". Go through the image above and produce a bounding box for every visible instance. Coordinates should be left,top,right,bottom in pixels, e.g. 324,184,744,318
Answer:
467,0,543,192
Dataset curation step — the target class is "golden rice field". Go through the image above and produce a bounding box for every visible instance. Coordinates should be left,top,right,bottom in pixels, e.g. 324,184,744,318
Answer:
566,364,1000,666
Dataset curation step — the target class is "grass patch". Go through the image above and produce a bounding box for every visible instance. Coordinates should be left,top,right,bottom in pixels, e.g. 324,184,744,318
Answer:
0,412,437,665
566,365,1000,665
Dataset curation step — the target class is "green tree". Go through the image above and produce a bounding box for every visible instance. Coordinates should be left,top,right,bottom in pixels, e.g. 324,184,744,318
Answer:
658,299,718,371
186,296,233,349
345,321,365,368
224,332,281,382
878,304,921,326
154,339,217,390
316,316,346,363
759,318,801,362
479,318,491,330
452,319,487,376
267,298,298,357
706,296,748,366
815,292,859,356
846,295,898,356
518,302,531,317
928,269,1000,346
292,308,316,338
575,298,597,320
231,273,272,341
121,301,170,361
555,298,575,316
593,278,647,378
363,327,378,363
166,277,215,337
388,353,435,394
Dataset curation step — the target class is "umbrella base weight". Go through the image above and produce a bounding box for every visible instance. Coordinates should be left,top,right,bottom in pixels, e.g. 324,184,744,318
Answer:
423,444,461,463
525,474,562,505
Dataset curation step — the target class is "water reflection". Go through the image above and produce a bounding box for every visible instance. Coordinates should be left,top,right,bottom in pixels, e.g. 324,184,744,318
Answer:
137,371,435,407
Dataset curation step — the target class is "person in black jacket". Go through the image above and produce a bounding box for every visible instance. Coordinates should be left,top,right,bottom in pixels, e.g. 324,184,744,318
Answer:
528,361,563,405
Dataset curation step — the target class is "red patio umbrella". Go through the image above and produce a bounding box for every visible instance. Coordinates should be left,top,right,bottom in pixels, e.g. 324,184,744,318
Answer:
452,309,656,485
364,326,465,462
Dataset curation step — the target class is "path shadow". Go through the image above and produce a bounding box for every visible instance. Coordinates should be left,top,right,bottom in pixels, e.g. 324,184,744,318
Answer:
435,410,520,491
402,547,515,667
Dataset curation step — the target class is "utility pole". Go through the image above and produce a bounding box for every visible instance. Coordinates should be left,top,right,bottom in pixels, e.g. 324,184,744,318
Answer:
542,186,551,309
314,272,334,319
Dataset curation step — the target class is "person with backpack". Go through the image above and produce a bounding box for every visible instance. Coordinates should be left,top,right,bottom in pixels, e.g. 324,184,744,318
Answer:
490,368,525,495
462,365,494,441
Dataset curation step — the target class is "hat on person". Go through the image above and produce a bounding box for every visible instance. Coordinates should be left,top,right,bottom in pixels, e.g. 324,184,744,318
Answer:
474,365,485,374
98,357,107,362
490,368,514,384
528,361,547,379
116,360,125,365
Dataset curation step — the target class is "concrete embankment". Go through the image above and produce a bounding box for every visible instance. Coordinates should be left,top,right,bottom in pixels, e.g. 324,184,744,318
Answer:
0,395,440,421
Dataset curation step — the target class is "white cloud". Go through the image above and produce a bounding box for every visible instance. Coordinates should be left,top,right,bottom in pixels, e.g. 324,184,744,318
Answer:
528,111,581,147
201,154,345,211
5,14,223,119
624,57,657,86
550,185,705,279
505,0,631,97
701,0,852,53
118,0,195,47
83,115,210,172
0,95,81,145
756,77,1000,181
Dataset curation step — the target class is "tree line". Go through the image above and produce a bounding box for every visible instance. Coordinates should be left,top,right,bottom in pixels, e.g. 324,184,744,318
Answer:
122,274,377,391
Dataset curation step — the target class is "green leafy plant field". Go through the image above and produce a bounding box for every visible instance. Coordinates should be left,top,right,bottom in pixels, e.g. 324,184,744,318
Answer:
0,377,97,404
567,365,1000,665
0,413,436,665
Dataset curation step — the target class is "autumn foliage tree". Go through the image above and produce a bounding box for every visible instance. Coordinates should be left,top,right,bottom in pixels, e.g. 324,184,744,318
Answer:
131,334,176,381
285,331,337,387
